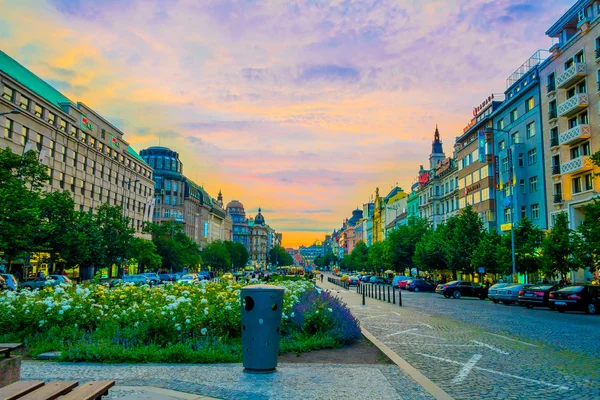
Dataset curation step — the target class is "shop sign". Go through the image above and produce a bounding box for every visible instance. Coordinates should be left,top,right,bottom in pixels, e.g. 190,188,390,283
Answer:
494,156,500,190
500,223,513,232
80,116,94,131
464,182,481,196
478,130,486,163
472,94,495,116
110,135,121,148
419,172,430,185
436,158,451,175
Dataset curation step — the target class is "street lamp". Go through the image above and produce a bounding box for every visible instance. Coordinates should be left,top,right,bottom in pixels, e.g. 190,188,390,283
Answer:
0,109,20,116
484,127,517,283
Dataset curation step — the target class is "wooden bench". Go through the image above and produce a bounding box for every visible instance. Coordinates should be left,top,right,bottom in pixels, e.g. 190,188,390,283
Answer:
0,344,24,359
0,380,115,400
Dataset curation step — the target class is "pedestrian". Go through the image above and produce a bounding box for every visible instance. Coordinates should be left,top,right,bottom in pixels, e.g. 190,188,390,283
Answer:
37,270,44,279
320,273,324,283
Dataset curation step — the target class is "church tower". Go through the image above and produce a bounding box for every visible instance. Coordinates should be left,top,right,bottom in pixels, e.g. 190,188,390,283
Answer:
429,125,445,170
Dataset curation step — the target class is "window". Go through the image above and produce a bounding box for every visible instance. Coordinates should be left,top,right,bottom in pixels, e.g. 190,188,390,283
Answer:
70,126,77,138
511,132,519,144
80,131,87,144
497,119,504,130
573,176,582,193
498,140,505,150
529,176,538,192
574,50,585,64
584,173,593,191
165,195,170,205
501,157,508,172
59,119,66,132
518,153,524,167
101,129,106,139
164,209,170,218
90,137,96,148
2,86,16,102
531,204,540,220
520,179,525,194
3,118,13,139
173,182,178,192
577,80,587,94
571,145,580,159
521,206,527,219
47,112,55,125
34,104,42,118
165,181,171,191
547,73,555,92
565,58,574,69
525,97,534,112
19,96,29,110
504,208,512,223
549,100,557,119
527,148,537,165
510,109,518,123
98,142,103,152
526,122,535,138
582,141,591,156
36,133,42,151
579,111,589,125
49,139,55,157
21,126,29,146
568,115,578,129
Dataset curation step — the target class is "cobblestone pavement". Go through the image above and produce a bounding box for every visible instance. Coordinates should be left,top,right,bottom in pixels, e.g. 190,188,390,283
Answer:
21,362,433,400
320,276,600,400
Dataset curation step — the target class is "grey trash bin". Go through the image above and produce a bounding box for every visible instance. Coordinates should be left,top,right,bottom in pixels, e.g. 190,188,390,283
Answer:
240,284,285,373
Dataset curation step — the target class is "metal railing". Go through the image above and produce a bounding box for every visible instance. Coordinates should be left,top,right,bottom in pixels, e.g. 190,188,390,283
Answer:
553,193,563,204
548,109,557,120
550,136,559,147
551,165,560,175
356,282,402,307
547,83,556,93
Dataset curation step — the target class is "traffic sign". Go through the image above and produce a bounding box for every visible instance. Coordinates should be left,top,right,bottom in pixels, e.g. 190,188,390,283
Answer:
478,267,485,274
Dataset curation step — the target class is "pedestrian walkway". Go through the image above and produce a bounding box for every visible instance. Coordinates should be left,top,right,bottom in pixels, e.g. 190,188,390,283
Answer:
316,274,596,400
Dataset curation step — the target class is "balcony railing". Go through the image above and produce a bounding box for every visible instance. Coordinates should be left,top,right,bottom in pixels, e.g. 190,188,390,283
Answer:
550,136,559,147
553,193,563,204
551,165,561,175
556,63,586,89
548,109,558,120
557,93,588,118
559,124,591,146
561,155,593,175
547,82,556,93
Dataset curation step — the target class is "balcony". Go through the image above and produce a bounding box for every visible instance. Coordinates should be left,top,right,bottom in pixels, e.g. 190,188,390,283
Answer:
548,109,558,121
550,135,559,148
547,82,556,95
553,193,563,204
551,165,561,176
561,156,593,175
557,93,588,118
556,63,586,89
559,124,591,146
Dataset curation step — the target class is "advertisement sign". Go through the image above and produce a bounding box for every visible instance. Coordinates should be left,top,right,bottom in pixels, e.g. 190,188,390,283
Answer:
478,131,486,163
80,116,94,131
507,149,513,185
494,156,500,190
435,158,451,175
500,223,513,232
204,221,209,237
110,135,121,148
418,171,430,185
472,94,495,116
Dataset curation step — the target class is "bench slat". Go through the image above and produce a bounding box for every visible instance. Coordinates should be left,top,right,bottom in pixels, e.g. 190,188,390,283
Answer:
17,381,78,400
59,381,115,400
0,381,45,400
0,344,23,350
0,348,9,355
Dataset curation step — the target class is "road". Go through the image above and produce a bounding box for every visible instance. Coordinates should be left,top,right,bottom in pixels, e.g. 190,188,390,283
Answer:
319,275,600,400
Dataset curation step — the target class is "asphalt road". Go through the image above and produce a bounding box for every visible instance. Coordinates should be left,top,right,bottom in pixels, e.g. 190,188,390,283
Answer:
319,276,600,400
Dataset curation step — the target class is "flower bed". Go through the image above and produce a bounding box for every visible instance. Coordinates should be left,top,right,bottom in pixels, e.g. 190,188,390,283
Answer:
0,280,360,363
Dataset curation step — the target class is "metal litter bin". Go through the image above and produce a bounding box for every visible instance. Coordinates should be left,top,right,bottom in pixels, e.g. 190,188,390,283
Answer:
240,284,285,373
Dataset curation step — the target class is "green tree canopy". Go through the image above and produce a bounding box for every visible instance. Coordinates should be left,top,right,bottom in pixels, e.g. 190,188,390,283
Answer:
269,245,293,266
574,200,600,275
444,206,483,277
368,241,392,273
511,217,543,275
145,222,201,272
387,216,429,274
471,229,511,276
541,212,577,280
202,240,231,272
350,241,369,271
413,226,449,275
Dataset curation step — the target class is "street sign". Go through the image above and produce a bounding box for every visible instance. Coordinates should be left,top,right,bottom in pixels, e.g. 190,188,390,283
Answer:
478,267,485,274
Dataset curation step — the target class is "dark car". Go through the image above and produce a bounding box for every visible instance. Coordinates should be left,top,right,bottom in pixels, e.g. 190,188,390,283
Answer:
159,273,177,283
407,279,436,292
360,275,372,283
436,280,485,299
348,276,359,286
369,276,387,285
518,284,559,309
197,271,211,281
549,285,599,315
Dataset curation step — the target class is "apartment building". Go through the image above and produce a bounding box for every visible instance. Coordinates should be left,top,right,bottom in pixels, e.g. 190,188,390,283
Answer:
0,50,154,234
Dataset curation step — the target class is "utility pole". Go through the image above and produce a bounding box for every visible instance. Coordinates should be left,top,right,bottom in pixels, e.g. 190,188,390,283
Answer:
170,216,175,274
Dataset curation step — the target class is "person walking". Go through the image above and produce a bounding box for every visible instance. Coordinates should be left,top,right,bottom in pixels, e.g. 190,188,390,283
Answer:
320,273,324,283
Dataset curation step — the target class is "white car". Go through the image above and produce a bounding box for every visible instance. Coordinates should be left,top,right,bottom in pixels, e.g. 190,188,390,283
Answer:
487,283,510,303
496,284,532,305
122,275,150,286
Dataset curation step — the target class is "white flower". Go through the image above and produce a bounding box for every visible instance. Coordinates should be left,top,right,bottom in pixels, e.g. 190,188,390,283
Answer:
315,310,319,314
290,312,295,318
58,310,64,315
327,308,333,313
74,323,78,328
201,298,207,304
204,307,208,315
225,305,231,311
39,320,45,327
185,319,191,324
201,327,207,335
176,324,181,331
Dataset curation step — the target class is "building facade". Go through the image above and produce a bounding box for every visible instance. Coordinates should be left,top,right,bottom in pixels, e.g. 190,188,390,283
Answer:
541,0,600,233
492,52,549,233
1,50,154,237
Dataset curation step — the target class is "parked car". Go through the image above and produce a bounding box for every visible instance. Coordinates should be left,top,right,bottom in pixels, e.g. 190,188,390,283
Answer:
142,273,161,285
1,274,18,291
369,276,387,284
197,271,211,280
393,276,412,288
109,279,123,287
549,285,599,315
436,280,485,299
495,284,532,305
487,283,510,303
360,275,372,282
222,272,234,280
398,279,413,290
348,276,359,286
0,274,6,290
177,274,199,284
122,275,150,286
159,273,176,283
22,275,71,290
407,279,436,292
518,284,559,309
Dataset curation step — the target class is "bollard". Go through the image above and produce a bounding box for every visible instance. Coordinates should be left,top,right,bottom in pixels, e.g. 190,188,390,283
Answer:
241,284,284,373
362,288,366,306
388,286,391,303
383,285,386,302
378,285,382,300
392,287,396,304
398,288,403,307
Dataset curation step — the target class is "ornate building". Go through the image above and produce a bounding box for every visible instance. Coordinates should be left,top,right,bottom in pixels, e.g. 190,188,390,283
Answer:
226,203,276,266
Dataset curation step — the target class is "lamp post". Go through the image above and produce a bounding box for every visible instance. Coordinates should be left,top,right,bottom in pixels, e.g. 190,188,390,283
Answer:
484,127,517,283
0,109,20,116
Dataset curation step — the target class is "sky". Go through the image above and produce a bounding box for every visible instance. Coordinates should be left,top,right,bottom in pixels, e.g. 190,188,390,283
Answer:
0,0,575,247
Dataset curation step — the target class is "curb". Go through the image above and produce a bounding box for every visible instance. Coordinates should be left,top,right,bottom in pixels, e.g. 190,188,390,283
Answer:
361,327,455,400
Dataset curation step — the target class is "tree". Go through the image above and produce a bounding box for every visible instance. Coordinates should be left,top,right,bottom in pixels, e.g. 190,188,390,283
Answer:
368,241,392,273
95,203,135,278
269,245,293,266
313,255,324,268
322,251,338,268
63,211,104,280
145,222,201,272
471,229,511,277
339,254,352,270
574,200,600,275
541,213,576,280
202,240,231,272
224,241,250,269
413,226,449,275
387,216,429,274
0,148,48,272
350,241,369,271
128,237,162,273
444,206,483,278
511,217,543,276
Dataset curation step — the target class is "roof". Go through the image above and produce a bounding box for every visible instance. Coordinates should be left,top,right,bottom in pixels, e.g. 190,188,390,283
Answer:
546,0,588,37
127,146,150,168
0,50,73,109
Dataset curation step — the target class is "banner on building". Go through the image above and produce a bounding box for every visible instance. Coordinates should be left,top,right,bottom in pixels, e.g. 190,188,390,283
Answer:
478,130,486,163
204,221,209,237
507,149,513,186
494,156,500,190
148,198,156,222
